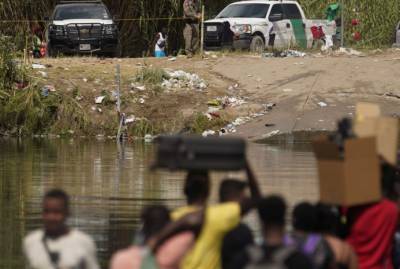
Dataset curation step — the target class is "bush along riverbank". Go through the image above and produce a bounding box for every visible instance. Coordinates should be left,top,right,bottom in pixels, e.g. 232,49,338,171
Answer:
0,44,234,138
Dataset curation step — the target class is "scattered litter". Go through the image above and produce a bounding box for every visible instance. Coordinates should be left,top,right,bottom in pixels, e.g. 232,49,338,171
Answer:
139,98,145,104
265,103,276,111
41,88,49,97
144,134,153,142
83,78,88,83
202,130,216,137
281,50,306,58
168,57,177,62
43,85,56,92
38,71,48,78
32,63,46,69
337,47,365,57
318,119,325,122
131,83,146,91
41,85,56,97
263,50,306,58
207,99,221,107
162,70,207,91
247,74,253,78
95,96,106,104
97,108,103,113
91,106,97,111
318,102,328,107
125,115,136,124
283,88,293,92
212,55,218,59
75,96,84,101
265,123,276,127
262,130,280,138
262,52,274,58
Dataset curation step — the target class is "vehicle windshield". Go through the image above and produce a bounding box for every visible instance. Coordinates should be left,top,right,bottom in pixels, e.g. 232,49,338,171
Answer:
54,4,111,20
217,4,270,18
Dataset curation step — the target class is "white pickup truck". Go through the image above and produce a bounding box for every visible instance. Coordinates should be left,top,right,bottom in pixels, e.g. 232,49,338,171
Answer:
204,0,336,52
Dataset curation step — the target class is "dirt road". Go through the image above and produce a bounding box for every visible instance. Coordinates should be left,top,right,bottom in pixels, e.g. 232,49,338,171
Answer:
36,50,400,138
210,50,400,140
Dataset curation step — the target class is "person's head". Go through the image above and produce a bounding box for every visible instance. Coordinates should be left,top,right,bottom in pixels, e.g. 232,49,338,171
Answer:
161,27,168,36
184,170,210,205
315,203,340,235
292,202,317,233
141,205,171,242
219,179,247,203
42,189,70,236
258,195,287,233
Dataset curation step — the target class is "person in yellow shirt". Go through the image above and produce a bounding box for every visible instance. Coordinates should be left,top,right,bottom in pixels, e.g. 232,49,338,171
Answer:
171,161,261,269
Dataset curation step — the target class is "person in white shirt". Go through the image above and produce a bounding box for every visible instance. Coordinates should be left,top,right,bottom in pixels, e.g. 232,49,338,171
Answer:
155,27,168,58
23,189,100,269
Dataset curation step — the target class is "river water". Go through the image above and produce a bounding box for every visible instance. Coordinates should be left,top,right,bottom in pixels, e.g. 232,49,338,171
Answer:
0,138,318,269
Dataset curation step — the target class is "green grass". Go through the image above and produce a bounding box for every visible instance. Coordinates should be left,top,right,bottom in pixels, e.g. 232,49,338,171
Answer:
186,113,229,134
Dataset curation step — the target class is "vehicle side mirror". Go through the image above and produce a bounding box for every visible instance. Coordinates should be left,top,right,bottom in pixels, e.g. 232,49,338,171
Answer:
269,13,283,22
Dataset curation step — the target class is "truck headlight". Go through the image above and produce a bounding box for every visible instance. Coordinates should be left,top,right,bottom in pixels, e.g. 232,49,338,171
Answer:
231,24,252,35
104,24,117,35
49,25,65,36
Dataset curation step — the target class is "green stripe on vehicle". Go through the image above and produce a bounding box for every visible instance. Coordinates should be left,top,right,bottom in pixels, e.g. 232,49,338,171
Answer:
291,19,307,49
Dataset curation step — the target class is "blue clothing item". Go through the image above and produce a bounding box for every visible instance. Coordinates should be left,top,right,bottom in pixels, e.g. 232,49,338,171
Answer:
155,51,166,58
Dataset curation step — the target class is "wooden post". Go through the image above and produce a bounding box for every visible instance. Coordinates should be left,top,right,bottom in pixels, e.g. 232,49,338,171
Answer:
341,0,344,47
116,64,123,141
200,5,205,56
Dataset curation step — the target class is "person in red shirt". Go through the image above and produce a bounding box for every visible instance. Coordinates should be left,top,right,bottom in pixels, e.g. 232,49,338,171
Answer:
347,163,400,269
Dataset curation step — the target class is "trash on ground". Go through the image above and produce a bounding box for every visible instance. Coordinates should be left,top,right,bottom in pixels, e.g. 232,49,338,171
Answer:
262,130,280,138
95,96,106,104
125,115,136,124
83,78,88,83
207,99,221,107
162,70,207,91
283,88,293,92
144,134,153,142
139,98,145,104
38,71,48,78
285,50,307,57
265,123,276,127
202,130,216,137
168,57,177,62
337,47,365,57
265,103,276,110
131,83,146,91
75,96,84,101
32,64,46,69
318,101,328,107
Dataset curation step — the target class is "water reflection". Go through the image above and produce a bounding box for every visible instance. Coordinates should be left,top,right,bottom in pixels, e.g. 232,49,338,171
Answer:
0,138,318,269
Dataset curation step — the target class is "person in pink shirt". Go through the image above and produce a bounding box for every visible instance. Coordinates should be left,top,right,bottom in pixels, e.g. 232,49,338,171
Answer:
110,205,195,269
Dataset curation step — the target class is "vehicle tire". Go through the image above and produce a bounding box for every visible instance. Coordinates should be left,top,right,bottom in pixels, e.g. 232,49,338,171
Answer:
250,35,265,54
